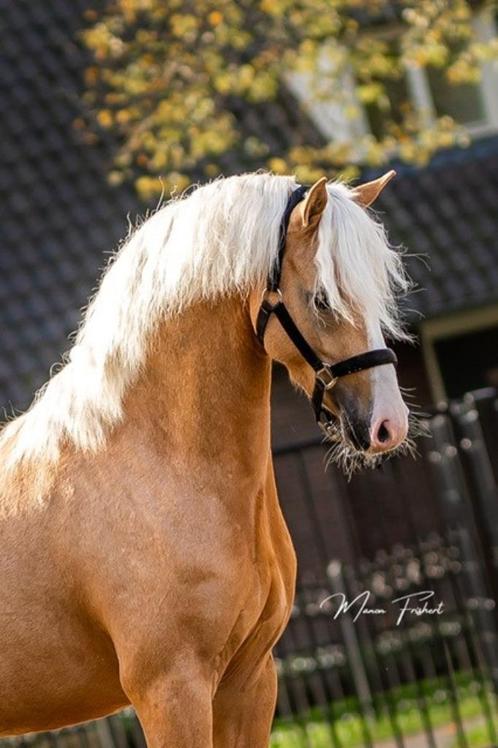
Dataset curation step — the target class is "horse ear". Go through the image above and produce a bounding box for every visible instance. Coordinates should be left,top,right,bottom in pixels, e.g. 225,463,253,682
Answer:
301,177,328,227
352,170,396,208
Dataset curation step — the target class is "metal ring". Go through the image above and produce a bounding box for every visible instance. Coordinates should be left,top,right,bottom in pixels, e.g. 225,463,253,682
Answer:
261,287,283,304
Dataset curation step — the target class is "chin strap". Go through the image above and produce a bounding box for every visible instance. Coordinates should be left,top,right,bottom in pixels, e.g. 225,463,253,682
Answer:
255,185,398,437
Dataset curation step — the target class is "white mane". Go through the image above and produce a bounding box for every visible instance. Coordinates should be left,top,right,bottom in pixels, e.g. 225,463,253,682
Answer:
1,172,408,467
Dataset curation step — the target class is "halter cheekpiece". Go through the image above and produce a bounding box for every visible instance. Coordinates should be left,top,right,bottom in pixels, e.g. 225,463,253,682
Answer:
255,184,398,439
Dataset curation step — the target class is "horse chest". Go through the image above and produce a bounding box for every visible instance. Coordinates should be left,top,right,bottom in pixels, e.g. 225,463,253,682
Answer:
214,509,297,683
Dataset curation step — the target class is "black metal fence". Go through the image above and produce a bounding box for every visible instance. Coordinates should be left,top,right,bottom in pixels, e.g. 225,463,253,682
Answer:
272,387,498,747
3,389,498,747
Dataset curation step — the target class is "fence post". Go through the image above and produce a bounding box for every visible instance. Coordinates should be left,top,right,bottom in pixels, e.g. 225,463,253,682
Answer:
429,412,498,690
95,720,116,748
326,560,374,720
452,392,498,599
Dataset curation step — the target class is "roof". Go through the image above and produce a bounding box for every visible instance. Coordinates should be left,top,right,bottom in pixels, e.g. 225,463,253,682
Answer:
1,1,498,411
377,137,498,321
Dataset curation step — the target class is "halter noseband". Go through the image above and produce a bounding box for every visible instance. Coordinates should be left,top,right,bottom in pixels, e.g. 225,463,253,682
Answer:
255,185,398,439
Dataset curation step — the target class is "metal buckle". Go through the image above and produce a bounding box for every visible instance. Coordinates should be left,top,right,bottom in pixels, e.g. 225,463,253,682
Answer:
319,422,339,441
316,365,338,391
318,409,340,441
261,287,283,305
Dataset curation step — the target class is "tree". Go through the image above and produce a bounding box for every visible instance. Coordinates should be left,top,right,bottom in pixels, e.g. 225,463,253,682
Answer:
80,0,498,198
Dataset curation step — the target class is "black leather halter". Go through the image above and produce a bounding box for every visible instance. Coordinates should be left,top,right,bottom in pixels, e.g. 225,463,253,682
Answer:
255,185,398,439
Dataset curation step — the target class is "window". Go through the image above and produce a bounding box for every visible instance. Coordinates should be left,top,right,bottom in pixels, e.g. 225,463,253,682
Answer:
427,66,485,126
364,70,412,140
422,306,498,403
288,8,498,148
434,326,498,399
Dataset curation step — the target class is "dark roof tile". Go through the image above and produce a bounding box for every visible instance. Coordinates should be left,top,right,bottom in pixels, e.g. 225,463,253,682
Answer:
374,137,498,318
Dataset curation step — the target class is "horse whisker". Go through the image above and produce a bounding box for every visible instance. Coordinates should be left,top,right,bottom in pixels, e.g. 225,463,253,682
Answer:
323,409,423,479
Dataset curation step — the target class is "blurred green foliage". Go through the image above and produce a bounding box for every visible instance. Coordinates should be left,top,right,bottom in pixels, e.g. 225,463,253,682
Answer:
270,674,497,748
80,0,498,198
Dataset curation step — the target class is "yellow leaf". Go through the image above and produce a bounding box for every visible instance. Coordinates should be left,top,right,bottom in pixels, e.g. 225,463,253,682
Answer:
269,158,288,174
208,11,223,26
97,110,113,128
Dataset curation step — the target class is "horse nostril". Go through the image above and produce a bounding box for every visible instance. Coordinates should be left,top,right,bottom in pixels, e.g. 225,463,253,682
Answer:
377,420,391,444
370,416,407,452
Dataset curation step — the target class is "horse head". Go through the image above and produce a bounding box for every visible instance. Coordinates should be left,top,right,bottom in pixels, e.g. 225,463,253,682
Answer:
249,172,411,473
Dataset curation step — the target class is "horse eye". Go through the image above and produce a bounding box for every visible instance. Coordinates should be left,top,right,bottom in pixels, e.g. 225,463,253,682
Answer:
314,292,330,312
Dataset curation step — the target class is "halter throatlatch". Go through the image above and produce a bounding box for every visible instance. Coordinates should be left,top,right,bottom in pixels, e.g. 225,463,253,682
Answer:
255,185,398,439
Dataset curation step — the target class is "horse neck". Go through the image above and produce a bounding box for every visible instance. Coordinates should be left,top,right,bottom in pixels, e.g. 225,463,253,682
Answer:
123,293,272,479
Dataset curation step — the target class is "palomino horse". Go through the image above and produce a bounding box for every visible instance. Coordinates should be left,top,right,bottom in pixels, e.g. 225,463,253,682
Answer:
0,172,409,746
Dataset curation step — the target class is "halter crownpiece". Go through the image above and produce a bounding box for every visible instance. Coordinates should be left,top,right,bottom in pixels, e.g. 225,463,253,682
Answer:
256,184,398,439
